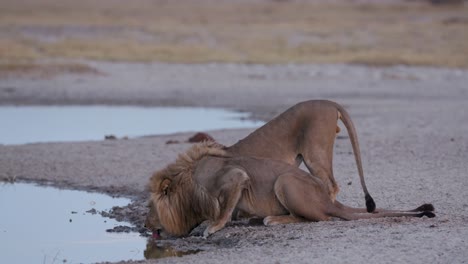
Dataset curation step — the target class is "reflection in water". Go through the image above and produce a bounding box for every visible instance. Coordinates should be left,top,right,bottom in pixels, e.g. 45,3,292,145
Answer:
144,238,202,259
0,182,202,263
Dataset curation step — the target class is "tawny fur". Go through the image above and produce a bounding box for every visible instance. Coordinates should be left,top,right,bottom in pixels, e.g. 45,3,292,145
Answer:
148,142,227,236
225,100,376,212
147,143,435,238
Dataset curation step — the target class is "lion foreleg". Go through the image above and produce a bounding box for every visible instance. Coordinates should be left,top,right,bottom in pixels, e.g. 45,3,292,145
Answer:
203,167,249,238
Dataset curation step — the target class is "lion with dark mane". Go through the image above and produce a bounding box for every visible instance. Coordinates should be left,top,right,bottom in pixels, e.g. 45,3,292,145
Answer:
147,142,434,238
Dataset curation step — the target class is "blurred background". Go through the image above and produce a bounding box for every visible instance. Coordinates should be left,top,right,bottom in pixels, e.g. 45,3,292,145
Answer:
1,0,467,75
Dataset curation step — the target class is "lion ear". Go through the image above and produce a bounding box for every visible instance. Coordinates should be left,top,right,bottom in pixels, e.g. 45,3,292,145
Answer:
161,179,172,195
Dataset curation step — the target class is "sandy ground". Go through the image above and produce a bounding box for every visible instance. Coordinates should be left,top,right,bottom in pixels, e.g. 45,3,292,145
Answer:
1,61,468,263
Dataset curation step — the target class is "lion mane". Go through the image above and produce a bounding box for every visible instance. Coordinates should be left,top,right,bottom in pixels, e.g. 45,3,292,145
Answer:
148,141,227,236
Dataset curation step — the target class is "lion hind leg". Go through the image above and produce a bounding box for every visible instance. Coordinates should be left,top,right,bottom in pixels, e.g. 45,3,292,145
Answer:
203,167,249,238
263,215,306,226
274,172,331,222
303,161,339,202
334,200,435,214
329,206,436,221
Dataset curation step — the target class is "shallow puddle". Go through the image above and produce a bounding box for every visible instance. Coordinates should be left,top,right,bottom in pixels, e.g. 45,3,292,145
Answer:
0,182,143,263
0,106,249,261
0,182,199,263
0,106,261,145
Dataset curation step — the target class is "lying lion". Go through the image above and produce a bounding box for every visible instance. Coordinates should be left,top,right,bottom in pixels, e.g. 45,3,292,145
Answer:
146,142,434,238
225,100,375,212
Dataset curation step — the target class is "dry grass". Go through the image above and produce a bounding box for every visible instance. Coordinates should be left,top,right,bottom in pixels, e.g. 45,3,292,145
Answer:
0,39,41,61
0,0,467,67
38,39,240,63
0,62,101,79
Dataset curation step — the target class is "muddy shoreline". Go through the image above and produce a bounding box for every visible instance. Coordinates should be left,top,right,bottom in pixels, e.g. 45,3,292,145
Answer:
1,61,468,263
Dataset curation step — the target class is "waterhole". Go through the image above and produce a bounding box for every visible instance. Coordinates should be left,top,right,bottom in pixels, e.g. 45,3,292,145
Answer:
1,106,260,261
0,183,200,263
0,106,262,145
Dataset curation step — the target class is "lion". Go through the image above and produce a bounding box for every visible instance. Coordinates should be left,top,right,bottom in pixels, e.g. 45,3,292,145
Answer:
147,142,435,238
225,100,376,212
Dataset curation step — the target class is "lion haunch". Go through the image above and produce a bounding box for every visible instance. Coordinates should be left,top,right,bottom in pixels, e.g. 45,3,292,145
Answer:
226,100,375,212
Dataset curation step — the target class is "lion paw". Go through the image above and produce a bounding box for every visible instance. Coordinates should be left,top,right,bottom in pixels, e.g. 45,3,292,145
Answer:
202,228,211,239
263,216,278,226
203,225,220,238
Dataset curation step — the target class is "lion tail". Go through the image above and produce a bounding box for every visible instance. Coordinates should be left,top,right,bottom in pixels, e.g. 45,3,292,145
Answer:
334,102,376,213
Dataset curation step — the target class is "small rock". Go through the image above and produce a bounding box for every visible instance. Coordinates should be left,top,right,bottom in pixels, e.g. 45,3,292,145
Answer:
105,135,117,140
106,225,134,233
188,132,215,143
165,140,180,144
86,208,98,215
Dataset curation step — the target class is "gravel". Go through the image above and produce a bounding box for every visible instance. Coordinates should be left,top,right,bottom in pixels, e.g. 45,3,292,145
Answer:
1,61,467,263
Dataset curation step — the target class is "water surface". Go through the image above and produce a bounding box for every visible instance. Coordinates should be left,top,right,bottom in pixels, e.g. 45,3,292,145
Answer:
0,106,261,145
0,106,258,261
0,182,146,263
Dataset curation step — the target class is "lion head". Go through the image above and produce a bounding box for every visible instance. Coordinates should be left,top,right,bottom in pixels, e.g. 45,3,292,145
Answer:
146,141,227,236
144,200,162,237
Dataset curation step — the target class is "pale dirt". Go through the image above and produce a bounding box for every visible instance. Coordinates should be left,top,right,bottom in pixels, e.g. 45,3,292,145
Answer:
1,61,468,263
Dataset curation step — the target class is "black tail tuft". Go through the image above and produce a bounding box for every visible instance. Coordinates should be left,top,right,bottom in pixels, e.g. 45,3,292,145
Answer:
415,203,434,212
365,194,376,213
419,211,436,218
